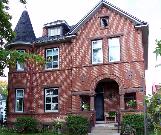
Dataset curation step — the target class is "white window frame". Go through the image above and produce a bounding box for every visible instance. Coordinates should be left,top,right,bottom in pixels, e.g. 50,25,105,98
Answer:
15,89,24,113
48,27,61,36
16,50,25,71
45,88,59,112
45,48,59,70
108,37,120,62
92,39,103,64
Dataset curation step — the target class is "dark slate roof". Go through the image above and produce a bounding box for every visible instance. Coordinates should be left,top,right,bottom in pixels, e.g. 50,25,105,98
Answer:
35,35,76,44
12,10,35,43
35,21,75,44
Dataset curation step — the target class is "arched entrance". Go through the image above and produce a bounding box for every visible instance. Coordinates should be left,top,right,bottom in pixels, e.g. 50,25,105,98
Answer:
95,78,120,121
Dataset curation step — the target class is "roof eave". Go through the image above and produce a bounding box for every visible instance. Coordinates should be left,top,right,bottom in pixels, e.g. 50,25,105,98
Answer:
34,34,76,46
5,41,32,49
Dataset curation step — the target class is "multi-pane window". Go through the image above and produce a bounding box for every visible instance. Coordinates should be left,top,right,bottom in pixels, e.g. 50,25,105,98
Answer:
45,48,59,69
48,27,61,36
108,37,120,62
92,40,103,64
45,88,58,112
15,89,24,112
16,50,25,71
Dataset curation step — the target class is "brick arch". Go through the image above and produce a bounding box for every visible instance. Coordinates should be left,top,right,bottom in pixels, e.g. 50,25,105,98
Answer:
90,74,124,94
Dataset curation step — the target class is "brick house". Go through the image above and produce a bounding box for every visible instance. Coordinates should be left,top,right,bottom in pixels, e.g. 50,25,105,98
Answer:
6,0,148,124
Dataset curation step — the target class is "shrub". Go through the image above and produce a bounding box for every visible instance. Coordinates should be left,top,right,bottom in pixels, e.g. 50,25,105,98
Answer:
121,114,144,135
14,116,38,133
66,114,89,135
53,117,65,134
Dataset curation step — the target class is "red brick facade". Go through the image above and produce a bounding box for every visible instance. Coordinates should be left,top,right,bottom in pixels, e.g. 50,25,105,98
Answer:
7,2,148,124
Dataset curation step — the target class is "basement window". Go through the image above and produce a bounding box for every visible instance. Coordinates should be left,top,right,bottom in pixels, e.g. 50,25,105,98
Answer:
100,16,109,28
81,96,90,111
124,92,136,109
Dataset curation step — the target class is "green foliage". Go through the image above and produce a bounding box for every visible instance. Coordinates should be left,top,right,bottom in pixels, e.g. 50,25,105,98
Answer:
0,0,27,42
0,49,44,76
0,0,14,42
14,116,38,133
0,0,45,77
0,80,7,95
121,114,144,135
53,117,65,134
108,111,116,117
66,114,89,135
154,40,161,57
127,100,137,107
146,90,161,133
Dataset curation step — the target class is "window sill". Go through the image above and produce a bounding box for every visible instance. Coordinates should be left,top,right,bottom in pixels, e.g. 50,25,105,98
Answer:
15,111,24,113
45,111,59,113
9,70,27,73
44,68,60,71
108,61,122,64
16,70,25,72
85,61,122,67
91,63,104,66
100,27,109,30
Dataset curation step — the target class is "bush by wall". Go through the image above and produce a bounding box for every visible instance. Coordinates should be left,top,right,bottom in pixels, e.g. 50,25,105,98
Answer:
121,114,144,135
14,116,38,133
66,114,89,135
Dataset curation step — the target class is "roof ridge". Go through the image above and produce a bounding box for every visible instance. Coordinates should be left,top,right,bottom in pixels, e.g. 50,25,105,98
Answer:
104,0,146,24
69,0,147,34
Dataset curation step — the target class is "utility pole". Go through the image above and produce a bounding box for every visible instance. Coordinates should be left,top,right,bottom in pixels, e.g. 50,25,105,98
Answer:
142,76,147,135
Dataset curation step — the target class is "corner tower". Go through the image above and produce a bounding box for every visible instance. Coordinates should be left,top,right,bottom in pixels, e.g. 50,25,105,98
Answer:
5,10,35,48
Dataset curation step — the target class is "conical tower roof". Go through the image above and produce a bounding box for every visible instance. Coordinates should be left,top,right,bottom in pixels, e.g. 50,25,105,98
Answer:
13,10,36,43
5,10,36,49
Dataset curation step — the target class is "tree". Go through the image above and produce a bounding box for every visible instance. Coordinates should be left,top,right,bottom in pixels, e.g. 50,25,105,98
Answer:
0,80,7,95
146,91,161,134
154,40,161,57
0,0,26,42
0,0,44,76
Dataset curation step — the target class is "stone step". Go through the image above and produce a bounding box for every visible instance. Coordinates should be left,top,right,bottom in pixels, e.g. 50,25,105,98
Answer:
91,129,119,133
88,133,120,135
93,126,118,130
89,123,120,135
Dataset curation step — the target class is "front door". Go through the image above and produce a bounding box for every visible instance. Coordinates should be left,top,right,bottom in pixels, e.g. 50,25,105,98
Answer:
95,92,104,121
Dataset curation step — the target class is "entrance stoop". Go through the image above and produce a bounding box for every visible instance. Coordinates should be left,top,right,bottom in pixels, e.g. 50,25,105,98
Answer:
88,122,120,135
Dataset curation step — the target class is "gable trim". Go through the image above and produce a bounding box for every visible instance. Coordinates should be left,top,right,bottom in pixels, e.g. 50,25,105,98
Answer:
69,0,147,35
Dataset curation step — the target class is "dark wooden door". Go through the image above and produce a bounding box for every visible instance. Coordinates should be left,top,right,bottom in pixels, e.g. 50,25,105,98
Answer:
95,93,104,121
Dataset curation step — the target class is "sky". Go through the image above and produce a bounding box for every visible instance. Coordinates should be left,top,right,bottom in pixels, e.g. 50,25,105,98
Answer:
1,0,161,94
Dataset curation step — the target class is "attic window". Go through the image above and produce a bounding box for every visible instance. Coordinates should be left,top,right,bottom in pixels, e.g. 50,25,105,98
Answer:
100,16,109,28
48,27,61,37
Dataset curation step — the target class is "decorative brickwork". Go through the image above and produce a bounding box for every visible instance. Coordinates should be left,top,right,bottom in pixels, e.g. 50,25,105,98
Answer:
7,1,148,124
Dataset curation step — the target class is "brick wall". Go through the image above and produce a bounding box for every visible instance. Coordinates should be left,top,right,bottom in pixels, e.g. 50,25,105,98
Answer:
7,5,145,123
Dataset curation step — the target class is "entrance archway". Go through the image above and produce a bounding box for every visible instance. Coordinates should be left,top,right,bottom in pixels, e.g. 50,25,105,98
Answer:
94,78,120,121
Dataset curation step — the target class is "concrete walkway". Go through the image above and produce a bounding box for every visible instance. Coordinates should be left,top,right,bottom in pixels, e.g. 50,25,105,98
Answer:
88,123,120,135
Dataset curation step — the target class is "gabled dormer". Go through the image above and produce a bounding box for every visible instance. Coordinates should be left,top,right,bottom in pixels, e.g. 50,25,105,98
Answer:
43,20,70,37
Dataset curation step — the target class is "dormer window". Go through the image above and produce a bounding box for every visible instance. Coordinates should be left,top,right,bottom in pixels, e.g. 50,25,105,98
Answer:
100,16,109,28
48,27,61,37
